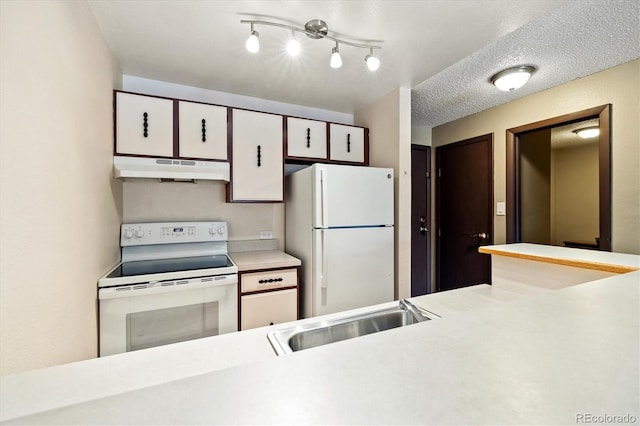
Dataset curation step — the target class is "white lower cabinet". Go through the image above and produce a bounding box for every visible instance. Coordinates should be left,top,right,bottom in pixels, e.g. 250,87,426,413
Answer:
241,289,297,330
239,267,299,331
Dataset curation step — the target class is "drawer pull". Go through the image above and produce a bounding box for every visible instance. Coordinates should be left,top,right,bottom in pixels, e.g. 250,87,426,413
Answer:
258,277,283,284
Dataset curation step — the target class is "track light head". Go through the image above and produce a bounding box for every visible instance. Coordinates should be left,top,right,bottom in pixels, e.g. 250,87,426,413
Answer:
365,48,380,71
286,31,300,56
330,44,342,69
245,26,260,53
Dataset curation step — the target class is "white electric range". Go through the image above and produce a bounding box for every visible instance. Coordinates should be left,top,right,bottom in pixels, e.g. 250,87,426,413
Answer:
98,221,238,357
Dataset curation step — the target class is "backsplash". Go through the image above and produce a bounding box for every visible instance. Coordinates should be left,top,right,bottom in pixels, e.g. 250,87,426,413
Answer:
122,180,285,249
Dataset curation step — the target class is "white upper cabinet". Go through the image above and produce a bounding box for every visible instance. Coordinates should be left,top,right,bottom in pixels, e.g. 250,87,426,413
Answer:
329,124,365,164
230,109,283,202
286,117,327,160
115,92,174,157
178,101,228,160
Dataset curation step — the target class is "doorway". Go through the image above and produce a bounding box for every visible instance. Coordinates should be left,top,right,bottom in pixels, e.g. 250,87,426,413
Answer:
411,145,431,296
506,104,611,251
436,134,493,292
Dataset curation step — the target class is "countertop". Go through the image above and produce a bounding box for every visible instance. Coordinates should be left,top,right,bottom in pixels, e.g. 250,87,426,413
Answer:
480,243,640,273
229,250,301,272
2,247,639,425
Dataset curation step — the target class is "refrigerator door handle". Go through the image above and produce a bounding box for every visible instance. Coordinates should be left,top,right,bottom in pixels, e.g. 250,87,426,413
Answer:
320,168,329,228
321,229,328,289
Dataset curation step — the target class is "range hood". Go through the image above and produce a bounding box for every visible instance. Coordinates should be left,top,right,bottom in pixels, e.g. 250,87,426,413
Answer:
113,156,230,182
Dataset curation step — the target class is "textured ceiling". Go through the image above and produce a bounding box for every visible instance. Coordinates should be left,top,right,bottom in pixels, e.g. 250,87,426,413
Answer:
87,0,639,128
411,0,640,127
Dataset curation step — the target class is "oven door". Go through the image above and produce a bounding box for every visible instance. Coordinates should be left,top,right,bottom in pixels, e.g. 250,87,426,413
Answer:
98,274,237,357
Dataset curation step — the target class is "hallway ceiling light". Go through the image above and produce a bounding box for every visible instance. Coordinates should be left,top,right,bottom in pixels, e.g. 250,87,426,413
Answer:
490,65,536,91
242,18,381,71
573,126,600,138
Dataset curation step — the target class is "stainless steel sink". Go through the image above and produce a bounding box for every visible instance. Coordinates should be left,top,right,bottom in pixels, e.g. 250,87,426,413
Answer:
267,299,439,355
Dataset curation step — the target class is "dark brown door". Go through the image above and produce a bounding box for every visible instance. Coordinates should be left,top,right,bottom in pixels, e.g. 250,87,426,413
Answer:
411,145,431,296
436,134,493,291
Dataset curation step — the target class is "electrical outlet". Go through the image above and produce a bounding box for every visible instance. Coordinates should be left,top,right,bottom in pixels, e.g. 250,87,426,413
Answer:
260,230,273,239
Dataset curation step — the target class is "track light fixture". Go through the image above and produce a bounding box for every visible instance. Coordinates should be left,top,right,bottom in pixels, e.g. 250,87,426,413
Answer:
241,18,381,71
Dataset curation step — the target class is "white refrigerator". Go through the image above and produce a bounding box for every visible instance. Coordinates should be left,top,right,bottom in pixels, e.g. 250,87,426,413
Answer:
285,164,394,318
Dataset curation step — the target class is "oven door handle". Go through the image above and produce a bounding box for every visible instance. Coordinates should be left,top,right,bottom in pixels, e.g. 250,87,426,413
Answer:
98,275,238,300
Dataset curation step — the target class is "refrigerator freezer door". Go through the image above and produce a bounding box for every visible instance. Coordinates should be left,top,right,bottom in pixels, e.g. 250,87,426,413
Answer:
309,227,394,318
313,164,394,228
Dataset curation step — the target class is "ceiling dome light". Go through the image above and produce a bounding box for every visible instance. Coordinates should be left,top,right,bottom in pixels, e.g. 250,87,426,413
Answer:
490,65,536,91
245,24,260,53
573,126,600,139
286,31,300,56
364,48,380,71
330,43,342,69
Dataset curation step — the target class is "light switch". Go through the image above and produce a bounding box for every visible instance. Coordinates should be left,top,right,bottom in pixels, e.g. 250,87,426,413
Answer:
496,202,505,216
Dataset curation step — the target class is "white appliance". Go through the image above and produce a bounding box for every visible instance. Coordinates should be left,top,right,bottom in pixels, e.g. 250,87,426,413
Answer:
285,164,394,318
113,156,230,182
98,221,238,356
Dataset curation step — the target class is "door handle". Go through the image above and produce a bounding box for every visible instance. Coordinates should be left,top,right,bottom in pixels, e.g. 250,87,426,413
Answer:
419,217,429,234
471,232,489,239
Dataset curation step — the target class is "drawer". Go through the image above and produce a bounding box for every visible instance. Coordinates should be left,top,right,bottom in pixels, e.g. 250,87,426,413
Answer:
240,268,297,293
241,288,297,330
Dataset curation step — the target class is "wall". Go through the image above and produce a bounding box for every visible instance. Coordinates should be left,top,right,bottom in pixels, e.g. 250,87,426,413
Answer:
121,76,353,247
551,142,599,246
520,129,551,244
0,0,122,374
355,87,413,299
432,59,640,254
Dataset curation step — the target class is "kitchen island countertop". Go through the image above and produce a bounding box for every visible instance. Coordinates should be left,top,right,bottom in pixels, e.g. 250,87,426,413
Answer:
1,246,638,425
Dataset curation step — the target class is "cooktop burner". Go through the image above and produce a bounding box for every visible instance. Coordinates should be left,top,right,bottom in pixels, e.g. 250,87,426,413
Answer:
106,255,234,278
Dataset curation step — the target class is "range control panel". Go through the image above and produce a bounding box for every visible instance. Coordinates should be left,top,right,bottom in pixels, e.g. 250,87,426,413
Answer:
120,222,228,246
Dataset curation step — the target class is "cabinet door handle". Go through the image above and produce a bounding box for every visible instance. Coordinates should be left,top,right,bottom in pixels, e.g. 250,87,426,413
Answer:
306,128,311,148
257,145,262,167
347,133,351,153
201,119,206,142
143,112,149,138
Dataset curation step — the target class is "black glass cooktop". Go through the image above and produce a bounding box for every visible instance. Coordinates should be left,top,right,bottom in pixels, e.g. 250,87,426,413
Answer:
107,255,233,278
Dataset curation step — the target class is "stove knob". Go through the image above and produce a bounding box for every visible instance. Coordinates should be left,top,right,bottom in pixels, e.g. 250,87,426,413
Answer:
135,229,144,238
123,229,134,239
217,225,225,235
209,226,216,235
